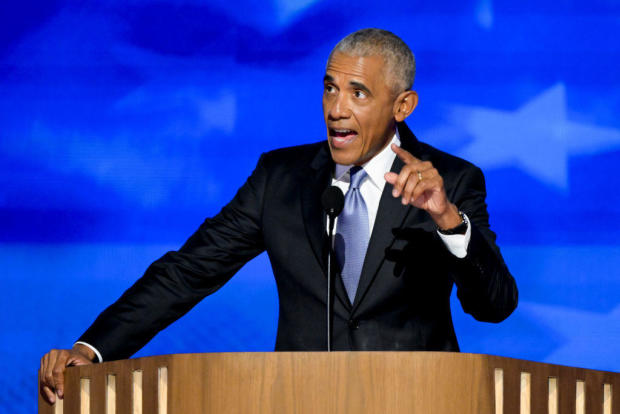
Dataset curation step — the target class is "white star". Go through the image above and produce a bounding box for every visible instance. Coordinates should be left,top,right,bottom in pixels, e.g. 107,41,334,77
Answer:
455,83,620,190
519,302,620,372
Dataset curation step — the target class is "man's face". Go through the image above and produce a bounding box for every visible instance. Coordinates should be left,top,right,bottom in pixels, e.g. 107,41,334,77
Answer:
323,53,397,166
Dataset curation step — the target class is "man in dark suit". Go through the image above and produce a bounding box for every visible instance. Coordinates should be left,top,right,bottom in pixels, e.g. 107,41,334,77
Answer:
40,28,517,404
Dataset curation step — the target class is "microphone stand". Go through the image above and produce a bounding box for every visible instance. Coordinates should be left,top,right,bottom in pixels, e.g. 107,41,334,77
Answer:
326,214,336,352
321,185,343,352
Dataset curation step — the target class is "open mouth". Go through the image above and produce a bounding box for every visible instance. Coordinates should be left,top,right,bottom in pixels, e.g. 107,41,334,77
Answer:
329,128,358,147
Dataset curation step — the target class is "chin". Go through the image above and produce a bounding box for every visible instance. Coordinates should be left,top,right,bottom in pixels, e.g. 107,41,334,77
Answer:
328,147,360,166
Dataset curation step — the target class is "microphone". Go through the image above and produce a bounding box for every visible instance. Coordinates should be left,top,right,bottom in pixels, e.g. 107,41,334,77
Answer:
321,186,344,352
321,185,344,229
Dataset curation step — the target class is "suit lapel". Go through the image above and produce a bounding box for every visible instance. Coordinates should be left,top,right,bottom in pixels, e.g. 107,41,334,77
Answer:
351,123,422,311
299,142,351,310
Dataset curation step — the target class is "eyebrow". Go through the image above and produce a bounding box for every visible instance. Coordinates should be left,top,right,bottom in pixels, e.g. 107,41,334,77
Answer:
350,81,372,96
323,75,373,96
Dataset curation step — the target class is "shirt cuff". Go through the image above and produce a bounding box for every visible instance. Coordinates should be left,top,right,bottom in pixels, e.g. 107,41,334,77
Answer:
74,341,103,363
436,213,471,259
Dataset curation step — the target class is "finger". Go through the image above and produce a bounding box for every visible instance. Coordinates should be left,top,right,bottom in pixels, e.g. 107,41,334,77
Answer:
40,355,48,390
404,167,436,204
384,171,398,184
412,177,442,205
391,143,419,164
52,351,69,399
41,384,56,405
40,354,47,381
40,355,55,404
42,352,56,390
392,165,415,197
401,173,420,205
417,161,434,173
69,354,92,366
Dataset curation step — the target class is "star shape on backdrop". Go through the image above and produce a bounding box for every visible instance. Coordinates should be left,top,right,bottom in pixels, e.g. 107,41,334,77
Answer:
455,83,620,190
519,301,620,371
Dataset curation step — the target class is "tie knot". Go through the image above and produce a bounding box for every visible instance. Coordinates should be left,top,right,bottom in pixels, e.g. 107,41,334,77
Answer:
349,166,367,189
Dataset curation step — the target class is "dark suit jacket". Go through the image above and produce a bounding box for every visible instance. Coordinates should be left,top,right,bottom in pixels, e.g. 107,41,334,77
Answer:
79,123,518,361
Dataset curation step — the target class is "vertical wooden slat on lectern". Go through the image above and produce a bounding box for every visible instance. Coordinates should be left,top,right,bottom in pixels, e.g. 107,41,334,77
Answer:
502,361,520,414
528,368,547,413
62,365,81,414
158,367,168,414
586,371,605,414
602,383,612,414
141,361,158,414
114,363,132,413
105,374,116,414
548,377,559,414
515,359,551,414
132,370,143,414
495,368,504,414
576,380,586,414
79,378,90,414
520,372,531,414
88,370,105,414
558,369,577,414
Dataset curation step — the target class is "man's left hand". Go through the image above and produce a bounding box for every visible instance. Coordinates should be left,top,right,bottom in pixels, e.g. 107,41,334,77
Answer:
384,143,462,230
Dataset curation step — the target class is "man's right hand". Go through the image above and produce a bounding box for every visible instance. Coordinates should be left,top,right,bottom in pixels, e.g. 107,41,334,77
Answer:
39,344,95,404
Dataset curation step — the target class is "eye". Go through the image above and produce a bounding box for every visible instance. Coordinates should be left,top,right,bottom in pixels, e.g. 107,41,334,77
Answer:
354,90,367,99
324,84,336,94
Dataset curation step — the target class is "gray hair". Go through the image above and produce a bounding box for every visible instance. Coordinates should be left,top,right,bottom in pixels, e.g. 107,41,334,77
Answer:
328,28,416,93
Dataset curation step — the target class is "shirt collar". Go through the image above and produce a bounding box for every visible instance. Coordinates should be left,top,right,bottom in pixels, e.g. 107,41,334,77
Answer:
334,129,401,190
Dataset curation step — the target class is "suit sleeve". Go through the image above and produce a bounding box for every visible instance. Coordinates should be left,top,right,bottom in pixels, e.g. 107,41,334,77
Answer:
78,154,270,361
446,165,518,323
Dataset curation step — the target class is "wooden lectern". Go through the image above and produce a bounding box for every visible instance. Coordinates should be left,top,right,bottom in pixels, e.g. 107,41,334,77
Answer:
39,352,619,413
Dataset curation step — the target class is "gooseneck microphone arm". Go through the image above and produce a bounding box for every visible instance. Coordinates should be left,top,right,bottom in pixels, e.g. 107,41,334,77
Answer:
321,186,344,352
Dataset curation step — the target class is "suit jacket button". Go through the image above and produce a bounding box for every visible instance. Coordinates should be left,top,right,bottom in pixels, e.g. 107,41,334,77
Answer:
348,319,359,330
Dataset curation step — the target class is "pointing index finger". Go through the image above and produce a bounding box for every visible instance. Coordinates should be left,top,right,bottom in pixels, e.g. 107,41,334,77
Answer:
391,143,419,164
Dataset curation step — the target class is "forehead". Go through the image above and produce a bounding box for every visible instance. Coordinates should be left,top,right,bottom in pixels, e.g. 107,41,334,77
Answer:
325,53,388,87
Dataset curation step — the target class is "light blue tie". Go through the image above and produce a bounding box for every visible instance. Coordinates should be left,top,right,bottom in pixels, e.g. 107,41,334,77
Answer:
335,166,369,304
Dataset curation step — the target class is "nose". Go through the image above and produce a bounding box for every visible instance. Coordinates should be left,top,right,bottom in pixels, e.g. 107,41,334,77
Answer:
328,94,351,120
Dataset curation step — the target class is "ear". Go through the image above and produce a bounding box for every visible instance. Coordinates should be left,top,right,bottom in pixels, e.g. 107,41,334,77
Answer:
392,90,418,122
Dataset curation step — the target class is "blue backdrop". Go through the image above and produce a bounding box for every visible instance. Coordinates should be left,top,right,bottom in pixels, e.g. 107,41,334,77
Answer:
1,1,619,411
